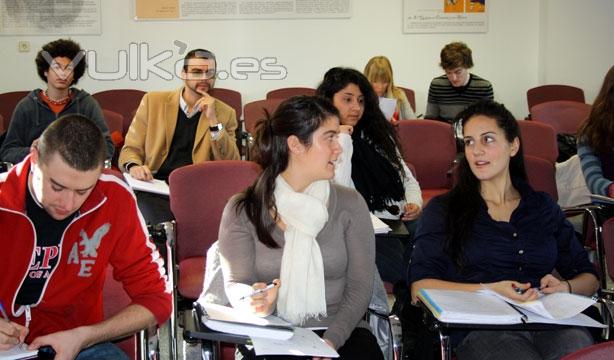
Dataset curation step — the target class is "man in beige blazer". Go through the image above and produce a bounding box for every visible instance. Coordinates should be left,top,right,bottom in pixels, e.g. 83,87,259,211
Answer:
119,49,240,223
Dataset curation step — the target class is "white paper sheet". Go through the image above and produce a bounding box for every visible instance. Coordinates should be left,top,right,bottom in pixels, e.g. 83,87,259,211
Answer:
124,173,170,195
252,327,339,357
378,97,397,121
371,214,391,234
0,344,37,360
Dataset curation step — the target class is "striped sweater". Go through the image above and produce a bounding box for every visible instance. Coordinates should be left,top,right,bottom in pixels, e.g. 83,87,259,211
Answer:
577,138,613,196
425,73,494,122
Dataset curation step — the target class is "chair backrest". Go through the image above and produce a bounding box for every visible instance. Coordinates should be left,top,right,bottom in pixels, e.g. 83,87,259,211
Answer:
169,160,262,263
527,84,585,110
603,217,614,283
517,120,558,163
243,98,285,134
524,155,558,201
102,265,138,360
396,120,456,189
92,89,146,136
398,86,416,113
266,87,316,100
560,340,614,360
102,109,124,135
209,88,243,120
0,91,29,130
530,100,591,134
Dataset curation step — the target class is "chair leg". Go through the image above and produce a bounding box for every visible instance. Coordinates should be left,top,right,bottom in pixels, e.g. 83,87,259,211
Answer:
439,331,452,360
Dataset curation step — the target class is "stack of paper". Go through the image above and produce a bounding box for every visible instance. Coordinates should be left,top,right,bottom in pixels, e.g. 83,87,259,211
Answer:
371,214,391,234
123,173,169,195
418,288,604,328
0,344,37,360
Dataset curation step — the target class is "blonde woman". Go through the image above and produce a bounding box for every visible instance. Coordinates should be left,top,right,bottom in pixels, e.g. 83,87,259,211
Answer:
364,56,416,122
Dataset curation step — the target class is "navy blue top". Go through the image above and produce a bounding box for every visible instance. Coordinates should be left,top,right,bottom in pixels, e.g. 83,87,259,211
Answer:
410,179,597,287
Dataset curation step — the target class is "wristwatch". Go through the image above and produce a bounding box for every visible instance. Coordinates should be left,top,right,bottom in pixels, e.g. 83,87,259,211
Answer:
209,123,224,132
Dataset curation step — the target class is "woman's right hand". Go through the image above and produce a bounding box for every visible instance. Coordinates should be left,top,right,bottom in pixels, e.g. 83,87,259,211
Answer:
486,280,540,302
249,279,281,317
0,319,28,351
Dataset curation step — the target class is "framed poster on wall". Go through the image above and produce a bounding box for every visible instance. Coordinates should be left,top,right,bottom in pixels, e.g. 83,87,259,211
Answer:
133,0,351,20
403,0,487,34
0,0,101,35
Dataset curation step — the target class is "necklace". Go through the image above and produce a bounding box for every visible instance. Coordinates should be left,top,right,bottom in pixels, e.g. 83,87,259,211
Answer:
44,89,71,105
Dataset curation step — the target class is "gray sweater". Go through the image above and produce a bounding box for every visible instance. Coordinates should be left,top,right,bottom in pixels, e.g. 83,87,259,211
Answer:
218,183,375,349
0,89,114,164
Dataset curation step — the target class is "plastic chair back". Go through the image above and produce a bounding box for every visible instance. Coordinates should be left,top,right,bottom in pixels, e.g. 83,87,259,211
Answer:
102,265,138,359
0,91,29,130
266,87,316,100
527,84,585,110
398,86,416,113
93,89,146,136
560,340,614,360
243,98,285,134
169,160,261,299
530,100,591,134
524,155,558,201
397,120,456,189
517,120,558,163
209,88,243,120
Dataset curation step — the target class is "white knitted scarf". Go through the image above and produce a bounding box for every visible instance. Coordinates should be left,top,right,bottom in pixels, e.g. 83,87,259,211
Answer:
274,175,329,325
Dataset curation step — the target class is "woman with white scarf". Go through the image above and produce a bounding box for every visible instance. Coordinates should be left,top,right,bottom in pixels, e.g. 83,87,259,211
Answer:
218,96,383,359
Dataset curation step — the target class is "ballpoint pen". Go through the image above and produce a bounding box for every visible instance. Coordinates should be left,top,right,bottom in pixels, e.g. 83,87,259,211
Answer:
239,282,276,301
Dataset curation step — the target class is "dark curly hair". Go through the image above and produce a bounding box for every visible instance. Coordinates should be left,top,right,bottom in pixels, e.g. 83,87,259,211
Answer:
35,39,86,85
316,67,405,176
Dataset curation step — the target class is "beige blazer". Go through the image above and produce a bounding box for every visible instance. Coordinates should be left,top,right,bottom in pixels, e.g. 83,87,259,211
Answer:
119,87,240,172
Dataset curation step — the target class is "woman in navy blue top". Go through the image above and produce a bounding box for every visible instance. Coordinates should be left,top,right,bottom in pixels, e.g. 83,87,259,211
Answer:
410,100,599,360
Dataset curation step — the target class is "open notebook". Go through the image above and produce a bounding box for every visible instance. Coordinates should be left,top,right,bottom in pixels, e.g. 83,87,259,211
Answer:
0,344,37,360
418,288,604,328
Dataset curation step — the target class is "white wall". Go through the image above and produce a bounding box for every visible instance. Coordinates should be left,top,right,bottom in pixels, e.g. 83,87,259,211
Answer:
0,0,611,119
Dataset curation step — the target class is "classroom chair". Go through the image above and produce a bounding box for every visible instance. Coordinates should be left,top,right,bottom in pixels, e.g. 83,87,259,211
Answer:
398,86,417,114
0,90,29,130
396,120,456,204
92,89,146,135
561,340,614,360
265,87,316,100
166,160,261,358
527,84,585,111
530,100,592,135
103,264,160,360
517,120,558,163
209,88,243,120
242,98,285,159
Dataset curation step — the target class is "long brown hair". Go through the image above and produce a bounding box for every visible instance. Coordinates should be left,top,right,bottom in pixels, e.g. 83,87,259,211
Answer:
578,65,614,155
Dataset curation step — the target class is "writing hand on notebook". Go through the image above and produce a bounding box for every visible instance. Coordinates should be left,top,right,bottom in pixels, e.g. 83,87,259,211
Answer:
129,164,154,181
486,280,540,302
0,319,28,350
539,274,570,294
247,279,281,317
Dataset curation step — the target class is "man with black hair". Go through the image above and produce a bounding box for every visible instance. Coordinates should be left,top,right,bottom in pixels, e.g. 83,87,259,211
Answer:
0,38,114,164
119,48,239,223
0,114,171,360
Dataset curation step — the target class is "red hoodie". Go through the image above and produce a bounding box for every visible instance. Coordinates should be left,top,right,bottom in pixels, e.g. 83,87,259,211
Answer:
0,156,171,342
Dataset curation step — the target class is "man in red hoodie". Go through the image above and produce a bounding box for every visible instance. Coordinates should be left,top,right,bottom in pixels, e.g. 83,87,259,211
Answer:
0,114,171,360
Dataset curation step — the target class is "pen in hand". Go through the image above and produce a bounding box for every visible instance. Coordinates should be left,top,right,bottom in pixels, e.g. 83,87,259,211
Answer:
240,282,276,301
0,301,9,321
